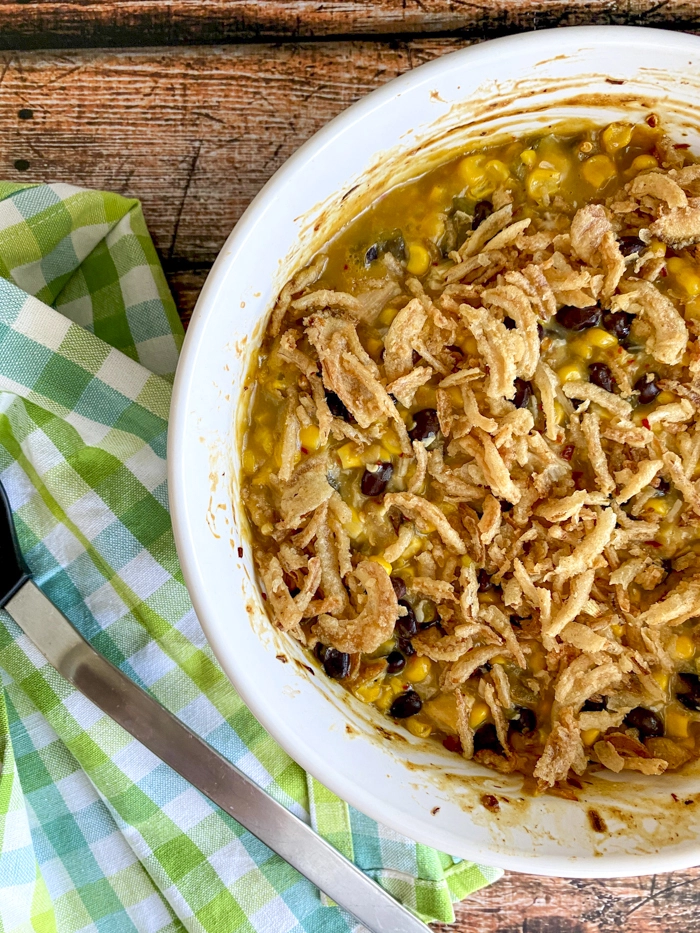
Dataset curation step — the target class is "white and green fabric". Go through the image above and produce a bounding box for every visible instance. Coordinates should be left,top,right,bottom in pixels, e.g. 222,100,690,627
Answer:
0,181,502,933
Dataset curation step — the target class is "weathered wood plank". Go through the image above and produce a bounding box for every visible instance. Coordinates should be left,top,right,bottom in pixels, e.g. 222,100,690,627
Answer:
0,41,459,277
0,0,698,49
434,868,700,933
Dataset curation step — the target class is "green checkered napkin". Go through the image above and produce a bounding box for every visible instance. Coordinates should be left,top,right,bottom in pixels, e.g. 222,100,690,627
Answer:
0,181,502,933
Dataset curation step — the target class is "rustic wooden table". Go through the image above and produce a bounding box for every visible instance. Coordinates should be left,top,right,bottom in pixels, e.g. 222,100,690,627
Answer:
5,2,700,929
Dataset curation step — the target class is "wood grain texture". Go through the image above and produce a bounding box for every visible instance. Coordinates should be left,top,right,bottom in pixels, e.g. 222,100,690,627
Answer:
5,35,700,930
0,40,460,314
0,0,698,49
433,868,700,932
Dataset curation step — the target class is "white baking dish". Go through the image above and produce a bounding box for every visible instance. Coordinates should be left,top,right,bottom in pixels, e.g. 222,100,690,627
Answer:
169,26,700,876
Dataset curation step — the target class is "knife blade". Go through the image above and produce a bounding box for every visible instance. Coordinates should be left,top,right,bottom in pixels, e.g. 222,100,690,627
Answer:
0,480,430,933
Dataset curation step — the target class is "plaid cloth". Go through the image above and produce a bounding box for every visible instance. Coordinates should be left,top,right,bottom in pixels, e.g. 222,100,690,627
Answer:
0,182,502,933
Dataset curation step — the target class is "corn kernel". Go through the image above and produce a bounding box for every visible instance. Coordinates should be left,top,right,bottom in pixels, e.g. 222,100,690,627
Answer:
378,305,399,327
652,669,669,691
252,468,272,487
469,700,490,729
407,718,433,738
457,335,478,356
485,159,510,183
646,497,670,517
674,634,696,661
667,709,690,738
299,424,320,452
568,338,594,361
668,256,700,298
404,655,432,684
656,390,677,405
398,534,423,563
448,386,463,406
243,449,257,474
527,166,560,202
581,728,601,746
337,442,364,469
406,242,431,276
414,385,437,409
423,693,459,733
457,154,487,189
557,361,586,383
601,122,633,153
520,148,537,167
343,506,364,539
366,335,384,358
529,646,546,673
630,153,659,173
491,655,508,665
368,555,392,575
355,683,382,704
612,623,624,638
259,427,274,456
381,431,403,455
389,677,407,696
421,215,445,242
461,554,473,567
584,326,618,349
581,154,617,189
376,685,395,712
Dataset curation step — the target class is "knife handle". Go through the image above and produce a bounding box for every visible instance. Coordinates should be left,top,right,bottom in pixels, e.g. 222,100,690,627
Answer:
6,581,430,933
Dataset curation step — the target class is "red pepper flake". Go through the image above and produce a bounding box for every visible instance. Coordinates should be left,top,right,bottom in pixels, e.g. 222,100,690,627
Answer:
300,447,309,455
645,540,662,548
660,266,667,277
642,418,650,429
647,113,659,127
261,592,267,600
561,444,575,461
675,143,691,150
443,735,462,753
237,546,243,558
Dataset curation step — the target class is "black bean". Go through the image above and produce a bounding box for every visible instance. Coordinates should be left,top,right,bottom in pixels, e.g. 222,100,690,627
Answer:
624,706,664,739
409,408,440,443
656,478,670,495
396,600,418,639
473,723,503,754
326,391,351,420
582,696,607,712
504,316,516,330
588,362,616,393
472,200,492,230
679,694,700,712
314,642,327,663
365,243,379,264
513,378,532,409
391,576,407,600
618,235,645,256
634,373,660,405
509,707,537,735
322,648,351,680
389,689,422,718
386,651,406,674
555,304,602,331
478,568,494,592
602,310,634,343
397,637,416,657
678,672,700,698
361,461,393,496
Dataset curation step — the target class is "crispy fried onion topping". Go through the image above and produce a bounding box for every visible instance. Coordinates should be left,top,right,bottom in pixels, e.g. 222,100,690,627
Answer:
314,560,399,653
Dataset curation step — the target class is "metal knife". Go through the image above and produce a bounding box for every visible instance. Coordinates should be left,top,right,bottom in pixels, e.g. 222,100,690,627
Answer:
0,479,430,933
